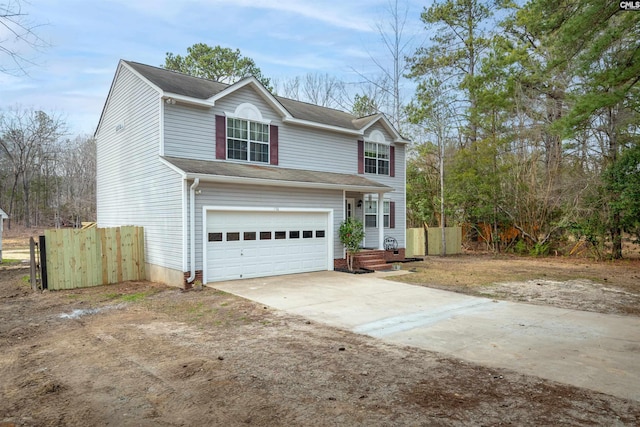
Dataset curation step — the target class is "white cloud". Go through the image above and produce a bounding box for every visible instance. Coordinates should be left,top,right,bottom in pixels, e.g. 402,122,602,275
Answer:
211,0,377,32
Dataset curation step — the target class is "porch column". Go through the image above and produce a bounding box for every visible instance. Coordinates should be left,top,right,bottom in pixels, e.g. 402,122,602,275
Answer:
378,192,385,250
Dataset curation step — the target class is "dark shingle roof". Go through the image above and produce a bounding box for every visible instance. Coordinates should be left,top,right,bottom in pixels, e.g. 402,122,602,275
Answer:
275,96,358,130
123,60,386,132
162,156,392,192
126,61,228,99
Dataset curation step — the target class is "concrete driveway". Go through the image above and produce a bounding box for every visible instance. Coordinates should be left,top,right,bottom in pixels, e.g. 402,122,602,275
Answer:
211,270,640,402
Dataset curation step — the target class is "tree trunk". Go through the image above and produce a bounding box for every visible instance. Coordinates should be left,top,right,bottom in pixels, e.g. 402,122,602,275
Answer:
22,174,31,228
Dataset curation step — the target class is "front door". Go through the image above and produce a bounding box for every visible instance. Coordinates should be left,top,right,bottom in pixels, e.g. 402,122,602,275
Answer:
345,198,355,220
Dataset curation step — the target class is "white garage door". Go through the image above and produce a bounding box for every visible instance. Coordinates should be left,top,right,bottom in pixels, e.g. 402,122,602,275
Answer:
206,210,330,282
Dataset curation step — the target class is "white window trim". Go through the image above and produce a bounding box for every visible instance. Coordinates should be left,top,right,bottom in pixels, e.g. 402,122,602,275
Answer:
364,141,390,175
367,129,389,145
364,198,390,228
225,116,270,164
225,102,272,124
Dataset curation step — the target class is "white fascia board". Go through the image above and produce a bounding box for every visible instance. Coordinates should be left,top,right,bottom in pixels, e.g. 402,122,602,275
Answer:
283,117,362,137
122,62,213,109
358,114,410,144
159,157,188,177
204,206,334,213
209,77,293,120
163,93,214,108
186,173,392,194
121,60,164,96
96,61,144,137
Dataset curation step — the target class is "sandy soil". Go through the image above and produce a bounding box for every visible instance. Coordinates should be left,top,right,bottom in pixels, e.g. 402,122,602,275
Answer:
2,256,640,426
394,254,640,316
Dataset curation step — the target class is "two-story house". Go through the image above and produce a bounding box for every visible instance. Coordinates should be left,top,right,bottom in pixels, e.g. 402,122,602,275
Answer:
95,60,408,287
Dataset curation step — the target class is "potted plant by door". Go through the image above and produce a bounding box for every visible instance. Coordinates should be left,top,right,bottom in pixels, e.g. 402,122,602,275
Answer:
339,218,366,272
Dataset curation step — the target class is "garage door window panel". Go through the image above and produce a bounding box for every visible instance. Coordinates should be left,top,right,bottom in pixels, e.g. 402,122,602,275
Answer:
260,231,272,240
209,232,223,242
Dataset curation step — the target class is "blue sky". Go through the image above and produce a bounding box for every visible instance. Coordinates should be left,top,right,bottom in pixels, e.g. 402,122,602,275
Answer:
1,0,430,137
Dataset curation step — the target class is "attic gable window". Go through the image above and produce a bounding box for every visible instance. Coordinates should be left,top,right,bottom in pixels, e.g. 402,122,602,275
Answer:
225,103,269,163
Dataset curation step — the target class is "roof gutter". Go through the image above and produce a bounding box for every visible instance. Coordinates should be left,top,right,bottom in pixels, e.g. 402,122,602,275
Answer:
184,173,393,194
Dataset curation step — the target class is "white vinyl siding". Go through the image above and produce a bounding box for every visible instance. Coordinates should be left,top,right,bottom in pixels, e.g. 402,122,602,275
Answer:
96,64,184,271
214,87,358,173
164,104,215,160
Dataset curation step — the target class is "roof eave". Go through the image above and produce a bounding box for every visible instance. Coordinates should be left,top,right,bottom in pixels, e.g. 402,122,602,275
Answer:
283,117,362,137
184,173,393,193
209,77,293,119
163,92,214,108
358,114,410,144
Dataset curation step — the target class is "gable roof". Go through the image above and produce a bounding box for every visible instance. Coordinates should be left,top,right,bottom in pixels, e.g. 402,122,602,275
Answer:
161,156,393,193
121,60,409,143
126,61,228,99
0,208,7,219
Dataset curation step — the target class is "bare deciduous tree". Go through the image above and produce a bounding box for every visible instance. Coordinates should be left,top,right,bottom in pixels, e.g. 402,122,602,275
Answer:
0,0,48,75
0,107,65,228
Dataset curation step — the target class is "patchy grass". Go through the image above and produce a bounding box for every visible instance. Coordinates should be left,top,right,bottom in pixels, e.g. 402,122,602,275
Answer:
394,254,640,291
390,254,640,316
118,292,149,302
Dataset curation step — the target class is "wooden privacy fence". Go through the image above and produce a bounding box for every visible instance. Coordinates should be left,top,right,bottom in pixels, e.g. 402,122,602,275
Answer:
427,227,462,255
406,228,426,257
406,227,462,256
43,226,145,290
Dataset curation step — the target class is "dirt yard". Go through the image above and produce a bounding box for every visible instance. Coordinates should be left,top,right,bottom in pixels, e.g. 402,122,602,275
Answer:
1,254,640,426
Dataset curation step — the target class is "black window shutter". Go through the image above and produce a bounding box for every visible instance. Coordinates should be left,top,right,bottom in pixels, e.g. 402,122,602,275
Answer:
390,146,395,177
357,140,364,174
215,115,226,160
390,201,396,229
270,125,279,165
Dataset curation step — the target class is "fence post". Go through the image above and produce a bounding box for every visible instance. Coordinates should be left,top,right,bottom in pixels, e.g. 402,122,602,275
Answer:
29,237,38,291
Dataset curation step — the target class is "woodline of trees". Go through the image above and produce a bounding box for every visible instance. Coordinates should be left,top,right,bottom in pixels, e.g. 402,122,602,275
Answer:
404,0,640,260
0,107,96,230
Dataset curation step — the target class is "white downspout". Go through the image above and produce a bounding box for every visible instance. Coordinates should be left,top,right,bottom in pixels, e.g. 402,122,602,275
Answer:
186,178,200,284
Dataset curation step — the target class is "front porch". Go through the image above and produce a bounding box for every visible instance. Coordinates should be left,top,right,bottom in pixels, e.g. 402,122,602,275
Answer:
345,191,389,251
334,248,407,271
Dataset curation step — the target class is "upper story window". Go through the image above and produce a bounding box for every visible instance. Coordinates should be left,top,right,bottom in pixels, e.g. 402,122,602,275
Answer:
364,130,390,175
227,118,269,162
226,103,269,163
365,142,389,175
